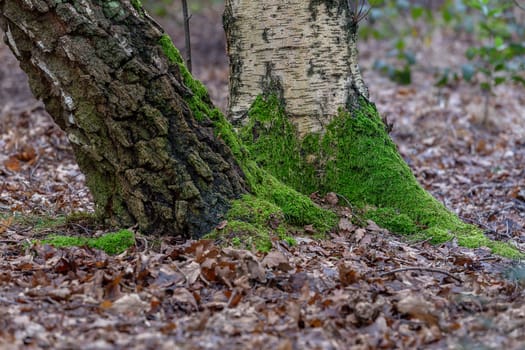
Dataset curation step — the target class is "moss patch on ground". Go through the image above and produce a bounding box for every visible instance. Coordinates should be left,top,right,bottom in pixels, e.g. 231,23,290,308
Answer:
205,194,298,252
40,229,134,255
239,95,521,259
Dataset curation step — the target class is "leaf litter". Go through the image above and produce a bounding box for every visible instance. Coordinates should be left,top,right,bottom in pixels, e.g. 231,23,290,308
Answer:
1,5,525,349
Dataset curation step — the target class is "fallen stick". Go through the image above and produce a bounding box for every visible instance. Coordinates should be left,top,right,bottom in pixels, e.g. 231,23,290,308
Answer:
379,267,462,283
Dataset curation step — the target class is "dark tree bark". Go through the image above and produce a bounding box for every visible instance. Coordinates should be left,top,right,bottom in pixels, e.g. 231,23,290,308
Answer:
0,0,247,237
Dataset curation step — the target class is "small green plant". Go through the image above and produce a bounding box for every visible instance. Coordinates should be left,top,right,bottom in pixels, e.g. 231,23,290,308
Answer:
231,237,242,247
373,44,415,85
461,0,525,122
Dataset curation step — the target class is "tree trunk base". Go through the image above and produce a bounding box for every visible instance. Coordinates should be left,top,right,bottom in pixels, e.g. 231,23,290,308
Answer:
239,94,520,258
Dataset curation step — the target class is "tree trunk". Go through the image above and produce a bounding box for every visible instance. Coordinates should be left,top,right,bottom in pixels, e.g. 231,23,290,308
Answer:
224,0,368,136
1,1,518,256
0,0,248,238
223,0,489,248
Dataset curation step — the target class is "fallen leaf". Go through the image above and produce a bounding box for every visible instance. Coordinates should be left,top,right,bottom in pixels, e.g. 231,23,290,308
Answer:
0,216,14,235
111,293,149,314
172,288,199,311
397,294,439,327
17,145,37,162
4,156,21,172
261,251,293,271
338,262,361,286
325,192,339,205
216,220,228,230
338,217,354,232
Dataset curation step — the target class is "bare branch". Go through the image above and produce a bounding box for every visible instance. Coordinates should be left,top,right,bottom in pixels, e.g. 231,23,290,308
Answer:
515,0,525,11
181,0,192,73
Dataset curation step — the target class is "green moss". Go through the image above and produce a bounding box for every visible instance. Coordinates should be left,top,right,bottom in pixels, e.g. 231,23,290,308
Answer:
240,95,318,195
205,219,273,252
240,96,521,258
33,215,67,230
158,34,219,122
130,0,143,14
366,208,418,234
206,194,307,251
41,229,134,255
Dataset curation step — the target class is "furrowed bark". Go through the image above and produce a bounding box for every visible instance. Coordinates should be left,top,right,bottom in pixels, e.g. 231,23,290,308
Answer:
0,0,247,237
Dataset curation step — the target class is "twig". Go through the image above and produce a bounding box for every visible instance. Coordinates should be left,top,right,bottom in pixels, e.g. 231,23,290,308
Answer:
459,215,496,234
515,0,525,11
347,0,371,23
0,240,19,244
409,237,433,247
181,0,192,73
379,267,462,283
335,192,353,208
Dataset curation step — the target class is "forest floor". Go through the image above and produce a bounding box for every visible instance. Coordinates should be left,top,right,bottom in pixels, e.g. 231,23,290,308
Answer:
1,3,525,349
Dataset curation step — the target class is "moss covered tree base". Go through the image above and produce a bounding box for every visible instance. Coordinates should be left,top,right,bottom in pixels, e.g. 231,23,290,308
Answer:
160,36,337,248
240,94,521,258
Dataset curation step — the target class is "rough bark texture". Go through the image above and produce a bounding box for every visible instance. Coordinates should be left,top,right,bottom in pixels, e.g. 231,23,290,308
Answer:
224,0,368,136
0,0,247,238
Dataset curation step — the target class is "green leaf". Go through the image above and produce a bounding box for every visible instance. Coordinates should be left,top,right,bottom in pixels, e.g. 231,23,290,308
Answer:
395,39,405,51
411,7,424,20
480,82,491,91
494,36,504,50
494,76,506,85
403,51,416,65
391,66,412,85
512,75,525,86
442,8,453,23
462,63,476,82
466,47,478,60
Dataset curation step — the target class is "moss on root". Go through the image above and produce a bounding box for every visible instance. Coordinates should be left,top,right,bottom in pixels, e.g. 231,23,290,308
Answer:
205,195,298,252
159,34,220,122
159,34,337,243
40,229,134,255
156,34,519,258
240,95,522,259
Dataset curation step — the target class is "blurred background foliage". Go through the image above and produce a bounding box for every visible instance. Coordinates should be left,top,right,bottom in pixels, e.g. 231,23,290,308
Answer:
141,0,524,97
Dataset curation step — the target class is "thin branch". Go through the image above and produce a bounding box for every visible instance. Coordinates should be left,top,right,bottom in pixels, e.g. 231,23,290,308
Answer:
379,267,462,283
181,0,192,73
347,0,371,23
515,0,525,11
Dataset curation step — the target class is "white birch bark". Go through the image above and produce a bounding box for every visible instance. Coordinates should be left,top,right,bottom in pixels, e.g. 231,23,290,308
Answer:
224,0,368,137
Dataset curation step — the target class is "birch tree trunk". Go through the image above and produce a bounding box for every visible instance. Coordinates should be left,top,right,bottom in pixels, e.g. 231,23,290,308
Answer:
225,0,368,136
223,0,488,248
0,0,248,237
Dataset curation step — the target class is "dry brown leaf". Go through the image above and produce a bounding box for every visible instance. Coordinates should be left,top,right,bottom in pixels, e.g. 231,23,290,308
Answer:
17,145,37,162
172,288,199,311
261,251,293,271
397,294,439,327
0,216,14,235
4,155,21,172
338,217,353,232
99,300,113,309
338,262,361,286
216,220,228,230
366,220,384,232
325,192,339,205
179,261,201,285
354,228,366,242
111,293,149,314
